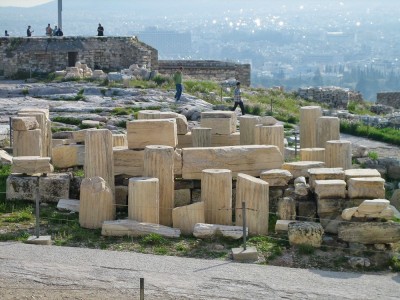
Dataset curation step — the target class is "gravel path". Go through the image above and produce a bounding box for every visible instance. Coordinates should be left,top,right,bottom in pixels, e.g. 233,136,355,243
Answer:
0,243,399,299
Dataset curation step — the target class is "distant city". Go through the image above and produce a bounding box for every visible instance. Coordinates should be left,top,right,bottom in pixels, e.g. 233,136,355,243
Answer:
1,0,400,101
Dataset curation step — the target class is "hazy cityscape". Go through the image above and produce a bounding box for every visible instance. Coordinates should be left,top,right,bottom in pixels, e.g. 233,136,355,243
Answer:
1,0,400,101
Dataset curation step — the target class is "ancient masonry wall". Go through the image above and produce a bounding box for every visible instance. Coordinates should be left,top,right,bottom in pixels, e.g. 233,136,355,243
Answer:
377,92,400,109
0,36,158,77
0,37,251,86
158,60,251,87
297,87,363,109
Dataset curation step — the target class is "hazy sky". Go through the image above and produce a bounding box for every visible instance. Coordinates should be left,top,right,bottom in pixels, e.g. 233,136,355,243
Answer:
0,0,53,7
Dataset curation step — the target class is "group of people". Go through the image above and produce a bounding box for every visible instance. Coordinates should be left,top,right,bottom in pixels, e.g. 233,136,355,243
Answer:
45,24,63,36
7,22,104,37
173,67,245,115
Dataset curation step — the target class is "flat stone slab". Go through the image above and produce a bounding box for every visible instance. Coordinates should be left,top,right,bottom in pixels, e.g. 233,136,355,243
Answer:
260,169,292,187
232,247,258,262
282,161,325,178
308,167,345,188
275,220,297,232
344,168,381,181
314,180,347,199
57,199,80,212
338,222,400,244
25,236,52,245
193,223,247,240
347,177,385,199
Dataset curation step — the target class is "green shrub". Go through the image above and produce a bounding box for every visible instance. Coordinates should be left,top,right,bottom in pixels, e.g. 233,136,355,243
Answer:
297,244,316,255
368,151,379,160
140,233,168,246
52,116,81,126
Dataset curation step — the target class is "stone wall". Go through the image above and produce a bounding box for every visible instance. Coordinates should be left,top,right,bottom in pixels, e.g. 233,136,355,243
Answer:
377,92,400,109
0,36,157,77
297,87,363,109
158,60,251,86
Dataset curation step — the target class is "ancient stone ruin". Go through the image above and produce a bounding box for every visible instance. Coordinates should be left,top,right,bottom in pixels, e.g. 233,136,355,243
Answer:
5,105,400,263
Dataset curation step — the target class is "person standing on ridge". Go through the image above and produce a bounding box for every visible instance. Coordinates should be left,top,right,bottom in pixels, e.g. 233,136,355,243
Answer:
97,23,104,36
173,66,183,101
5,30,9,36
26,25,33,37
46,23,53,36
231,81,245,115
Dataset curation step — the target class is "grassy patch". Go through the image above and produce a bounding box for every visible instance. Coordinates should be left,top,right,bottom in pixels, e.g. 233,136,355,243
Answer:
0,165,11,202
297,244,316,255
247,235,288,262
52,116,81,126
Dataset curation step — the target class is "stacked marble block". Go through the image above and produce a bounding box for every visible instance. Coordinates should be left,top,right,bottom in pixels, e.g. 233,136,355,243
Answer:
311,168,385,235
177,111,240,148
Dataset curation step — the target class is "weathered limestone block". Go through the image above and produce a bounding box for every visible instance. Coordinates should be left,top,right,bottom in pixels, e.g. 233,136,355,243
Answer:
260,169,292,187
12,156,53,174
341,207,358,221
177,132,192,149
52,139,74,147
357,199,390,215
39,173,70,203
235,173,269,235
201,169,232,225
277,197,296,220
192,127,212,147
112,133,127,147
102,219,181,238
193,223,246,239
127,119,177,149
314,180,347,199
344,168,381,181
13,129,42,157
239,115,259,145
325,140,352,170
115,185,128,208
308,167,345,189
128,177,159,224
300,148,325,162
172,202,205,235
320,215,344,235
11,116,39,131
282,161,325,178
258,116,278,126
85,129,115,197
113,147,144,177
182,145,283,180
0,150,12,165
82,120,100,128
52,144,85,168
294,177,309,196
347,177,385,199
72,129,94,143
275,220,297,233
79,177,115,229
316,117,340,148
200,111,237,135
174,189,191,207
144,145,174,226
173,114,189,135
288,222,324,247
300,106,322,149
254,124,285,156
6,175,38,201
137,110,161,119
57,199,80,212
174,149,182,177
317,198,346,216
338,222,400,244
211,132,240,147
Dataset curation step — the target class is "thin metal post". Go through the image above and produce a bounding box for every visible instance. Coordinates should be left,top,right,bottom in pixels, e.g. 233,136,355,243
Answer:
140,277,144,300
9,117,12,148
35,179,40,238
242,201,246,250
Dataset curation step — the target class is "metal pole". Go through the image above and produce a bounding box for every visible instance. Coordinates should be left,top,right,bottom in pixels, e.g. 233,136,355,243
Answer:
35,178,40,238
242,201,246,250
140,277,144,300
9,117,12,148
58,0,63,30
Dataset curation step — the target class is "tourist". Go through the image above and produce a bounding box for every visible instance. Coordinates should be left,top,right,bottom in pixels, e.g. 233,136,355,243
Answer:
46,23,53,36
173,66,183,101
5,30,9,36
231,81,245,115
97,23,104,36
55,27,63,36
26,25,33,37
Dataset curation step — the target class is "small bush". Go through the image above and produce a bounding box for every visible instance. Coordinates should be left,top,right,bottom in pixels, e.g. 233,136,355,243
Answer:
297,244,316,255
52,116,81,126
390,256,400,272
21,88,29,96
140,233,168,246
368,151,379,160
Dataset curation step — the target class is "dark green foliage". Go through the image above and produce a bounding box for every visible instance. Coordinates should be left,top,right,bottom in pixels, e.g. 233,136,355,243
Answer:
52,116,81,125
340,121,400,145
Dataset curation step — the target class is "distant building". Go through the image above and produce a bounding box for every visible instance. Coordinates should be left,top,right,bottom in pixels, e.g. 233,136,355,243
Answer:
136,27,192,58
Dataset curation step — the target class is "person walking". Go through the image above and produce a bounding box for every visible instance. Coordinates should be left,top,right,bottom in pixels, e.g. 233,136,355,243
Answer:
173,66,183,101
231,81,245,115
97,23,104,36
26,25,33,37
